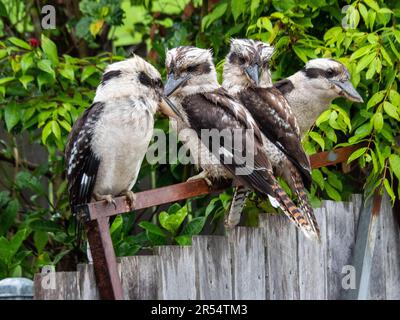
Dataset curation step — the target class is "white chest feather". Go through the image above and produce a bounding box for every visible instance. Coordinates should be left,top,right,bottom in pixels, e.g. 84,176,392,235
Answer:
92,98,156,195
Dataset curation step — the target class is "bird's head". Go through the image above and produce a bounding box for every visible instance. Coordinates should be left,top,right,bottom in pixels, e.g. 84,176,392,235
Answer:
164,46,219,97
223,39,274,90
299,58,363,103
94,55,164,102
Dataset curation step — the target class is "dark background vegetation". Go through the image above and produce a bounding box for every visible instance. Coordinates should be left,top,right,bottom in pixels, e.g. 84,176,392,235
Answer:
0,0,399,279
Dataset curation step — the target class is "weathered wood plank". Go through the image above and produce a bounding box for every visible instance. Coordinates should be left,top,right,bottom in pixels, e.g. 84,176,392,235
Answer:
228,227,266,300
77,263,100,300
34,272,80,300
297,206,327,300
193,236,232,299
259,214,299,300
325,199,357,299
380,194,400,300
154,246,196,300
120,255,160,300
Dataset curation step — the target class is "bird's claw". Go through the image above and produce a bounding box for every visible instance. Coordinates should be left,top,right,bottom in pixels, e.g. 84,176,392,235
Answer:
120,190,136,210
187,171,213,187
94,193,117,210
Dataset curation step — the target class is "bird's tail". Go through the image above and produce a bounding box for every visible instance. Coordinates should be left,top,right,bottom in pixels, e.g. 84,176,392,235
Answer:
271,177,320,240
289,165,320,240
225,186,250,229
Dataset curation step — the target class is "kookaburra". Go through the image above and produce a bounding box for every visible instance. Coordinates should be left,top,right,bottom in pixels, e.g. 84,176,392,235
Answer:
65,55,179,237
164,46,318,239
274,58,363,138
222,39,319,239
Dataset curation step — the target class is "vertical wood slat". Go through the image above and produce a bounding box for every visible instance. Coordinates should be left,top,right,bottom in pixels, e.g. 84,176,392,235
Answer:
193,236,232,299
154,246,196,300
34,272,80,300
325,199,358,299
77,263,100,300
120,255,160,300
259,214,299,300
297,206,327,300
228,227,266,300
373,193,400,300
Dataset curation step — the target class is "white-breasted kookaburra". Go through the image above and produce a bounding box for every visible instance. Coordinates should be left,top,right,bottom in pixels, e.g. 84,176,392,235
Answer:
65,55,179,235
164,46,317,239
222,39,319,240
273,58,363,137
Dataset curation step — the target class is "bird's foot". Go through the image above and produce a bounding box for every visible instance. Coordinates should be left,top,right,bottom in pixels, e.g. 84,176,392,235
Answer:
94,192,117,209
119,190,136,210
187,171,213,187
224,212,241,230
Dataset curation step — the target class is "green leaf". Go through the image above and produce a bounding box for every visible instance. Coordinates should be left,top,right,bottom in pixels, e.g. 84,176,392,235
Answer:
159,204,188,234
312,169,325,190
356,52,376,73
380,46,392,66
81,66,98,82
372,112,383,132
383,178,395,203
60,66,75,81
250,0,260,18
383,101,399,120
231,0,246,21
4,102,19,131
325,183,341,201
363,0,380,11
41,121,52,144
41,34,59,66
180,217,206,236
19,75,34,89
8,37,31,50
37,59,55,78
0,77,15,85
315,109,331,126
350,45,374,61
15,171,43,194
309,132,325,150
138,221,166,237
389,90,400,107
201,2,228,31
389,154,400,180
51,120,61,140
174,235,192,245
0,199,19,235
34,231,48,253
0,2,7,17
29,220,62,232
347,147,368,163
367,91,385,109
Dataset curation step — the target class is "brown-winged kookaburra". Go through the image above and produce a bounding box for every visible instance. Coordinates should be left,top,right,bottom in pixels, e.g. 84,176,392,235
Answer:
222,39,319,239
164,46,318,239
273,58,363,138
65,55,179,237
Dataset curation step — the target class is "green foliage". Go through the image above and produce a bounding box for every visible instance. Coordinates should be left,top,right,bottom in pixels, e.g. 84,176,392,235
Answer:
0,0,399,279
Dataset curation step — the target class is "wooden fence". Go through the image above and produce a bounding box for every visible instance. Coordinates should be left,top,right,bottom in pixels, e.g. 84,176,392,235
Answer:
34,193,400,300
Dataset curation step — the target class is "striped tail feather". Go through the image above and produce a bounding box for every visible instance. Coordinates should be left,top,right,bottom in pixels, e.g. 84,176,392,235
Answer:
271,179,320,240
225,185,250,229
289,165,320,240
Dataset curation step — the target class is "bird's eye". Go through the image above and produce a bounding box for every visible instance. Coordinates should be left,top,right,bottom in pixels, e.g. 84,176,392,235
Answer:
326,68,334,77
155,79,163,88
238,56,246,65
186,65,198,73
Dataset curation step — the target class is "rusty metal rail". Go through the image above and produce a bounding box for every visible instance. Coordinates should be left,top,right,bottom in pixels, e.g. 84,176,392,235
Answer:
78,144,367,300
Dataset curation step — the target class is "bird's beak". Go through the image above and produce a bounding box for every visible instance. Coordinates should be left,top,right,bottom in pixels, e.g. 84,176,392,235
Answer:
330,79,363,103
245,64,260,86
159,96,185,121
164,72,190,97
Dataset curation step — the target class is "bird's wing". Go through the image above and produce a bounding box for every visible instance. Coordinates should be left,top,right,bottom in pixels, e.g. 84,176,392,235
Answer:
181,90,319,240
65,102,104,210
239,86,312,188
